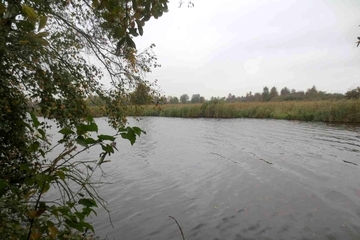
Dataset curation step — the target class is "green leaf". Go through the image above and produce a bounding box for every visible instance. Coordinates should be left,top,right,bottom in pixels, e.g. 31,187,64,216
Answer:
132,0,137,9
38,128,46,139
55,171,65,180
86,115,94,122
98,134,115,141
101,144,114,154
67,201,75,208
0,179,7,190
30,111,40,128
87,122,98,132
76,136,87,147
79,221,95,233
121,132,136,145
84,137,97,145
138,23,143,36
92,0,99,8
126,34,136,49
22,5,38,24
117,37,126,49
39,149,45,158
35,174,52,189
33,37,49,46
30,141,40,152
38,15,47,31
75,211,85,220
16,20,35,31
132,126,143,136
114,26,125,38
0,3,5,14
77,122,98,135
129,28,139,37
59,128,74,135
35,31,49,38
78,198,97,208
65,219,83,232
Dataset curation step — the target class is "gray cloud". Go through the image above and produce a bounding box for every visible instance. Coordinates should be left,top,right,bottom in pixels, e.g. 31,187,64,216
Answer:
135,0,360,99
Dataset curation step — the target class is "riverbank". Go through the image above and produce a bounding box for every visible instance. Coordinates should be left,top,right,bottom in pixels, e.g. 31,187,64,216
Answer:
121,100,360,123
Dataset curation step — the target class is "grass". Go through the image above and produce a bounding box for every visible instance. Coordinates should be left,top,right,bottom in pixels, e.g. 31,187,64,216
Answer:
123,100,360,123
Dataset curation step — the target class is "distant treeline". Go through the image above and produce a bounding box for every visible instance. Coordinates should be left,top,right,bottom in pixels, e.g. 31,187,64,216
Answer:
165,86,360,104
31,85,360,123
82,85,360,123
126,100,360,123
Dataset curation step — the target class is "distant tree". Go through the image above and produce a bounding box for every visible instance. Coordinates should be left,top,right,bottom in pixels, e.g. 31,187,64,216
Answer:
345,87,360,99
262,86,270,102
169,96,180,104
269,86,278,100
131,82,152,105
254,92,262,102
226,93,236,102
199,96,206,103
180,94,189,103
306,85,318,99
191,94,201,103
161,96,168,104
280,87,291,96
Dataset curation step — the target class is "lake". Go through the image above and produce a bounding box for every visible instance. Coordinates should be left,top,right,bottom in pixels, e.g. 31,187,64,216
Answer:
58,117,360,240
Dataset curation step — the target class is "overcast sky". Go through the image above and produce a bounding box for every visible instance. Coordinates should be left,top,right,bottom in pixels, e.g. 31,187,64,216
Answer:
135,0,360,99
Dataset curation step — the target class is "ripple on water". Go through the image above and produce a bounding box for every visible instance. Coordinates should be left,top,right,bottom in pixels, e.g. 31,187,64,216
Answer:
80,117,360,240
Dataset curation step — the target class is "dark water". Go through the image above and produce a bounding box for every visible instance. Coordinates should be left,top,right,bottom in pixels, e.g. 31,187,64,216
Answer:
64,117,360,240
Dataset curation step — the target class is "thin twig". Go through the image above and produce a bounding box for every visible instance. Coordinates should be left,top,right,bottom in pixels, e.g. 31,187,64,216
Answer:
169,216,186,240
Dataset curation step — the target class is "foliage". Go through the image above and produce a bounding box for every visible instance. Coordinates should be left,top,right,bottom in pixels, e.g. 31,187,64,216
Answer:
130,82,153,105
168,96,179,104
190,94,200,103
345,87,360,99
180,94,189,103
262,86,270,102
0,0,168,238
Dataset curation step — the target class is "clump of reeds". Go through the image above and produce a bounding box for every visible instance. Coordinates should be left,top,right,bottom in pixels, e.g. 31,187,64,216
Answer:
126,99,360,123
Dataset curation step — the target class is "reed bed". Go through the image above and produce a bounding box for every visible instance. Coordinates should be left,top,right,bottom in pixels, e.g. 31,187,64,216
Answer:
125,100,360,123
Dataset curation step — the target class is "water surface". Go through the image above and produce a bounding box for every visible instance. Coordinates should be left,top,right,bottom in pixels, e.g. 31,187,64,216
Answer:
71,117,360,240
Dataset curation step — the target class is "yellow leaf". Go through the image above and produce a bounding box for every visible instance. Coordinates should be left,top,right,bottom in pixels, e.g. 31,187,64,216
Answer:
30,229,41,240
48,226,58,239
24,189,36,199
19,40,30,45
28,210,37,219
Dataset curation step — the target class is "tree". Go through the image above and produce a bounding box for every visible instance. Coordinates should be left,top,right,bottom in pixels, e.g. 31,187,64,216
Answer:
345,87,360,99
131,82,152,105
180,94,189,103
253,92,262,102
306,85,318,99
169,96,179,104
0,0,168,238
191,94,201,103
262,86,270,102
269,86,278,100
226,93,236,102
280,87,290,96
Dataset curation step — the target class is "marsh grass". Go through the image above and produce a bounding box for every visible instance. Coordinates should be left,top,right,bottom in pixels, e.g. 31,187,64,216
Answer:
123,100,360,123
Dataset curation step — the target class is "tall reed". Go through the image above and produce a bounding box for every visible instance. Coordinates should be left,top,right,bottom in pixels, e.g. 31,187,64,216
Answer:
128,100,360,123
